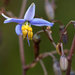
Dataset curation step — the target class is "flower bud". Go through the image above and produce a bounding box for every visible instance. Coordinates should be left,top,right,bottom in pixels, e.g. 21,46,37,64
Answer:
60,55,68,71
45,0,55,20
62,32,68,44
71,21,75,28
33,34,41,58
59,25,68,44
70,70,75,75
53,60,62,75
56,43,62,55
73,23,75,28
33,34,40,43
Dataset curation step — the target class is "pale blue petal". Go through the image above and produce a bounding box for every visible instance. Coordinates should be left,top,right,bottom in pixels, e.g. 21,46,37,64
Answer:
24,3,35,21
4,18,25,24
1,13,9,19
27,34,30,46
30,18,54,26
15,24,22,35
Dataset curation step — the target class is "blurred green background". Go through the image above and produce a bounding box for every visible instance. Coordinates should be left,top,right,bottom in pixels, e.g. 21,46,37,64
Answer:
0,0,75,75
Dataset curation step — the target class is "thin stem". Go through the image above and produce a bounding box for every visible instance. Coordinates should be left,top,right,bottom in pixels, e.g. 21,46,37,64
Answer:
64,20,75,31
66,35,75,75
19,0,27,18
48,52,56,61
60,20,75,41
18,0,27,75
35,28,56,48
24,50,68,70
36,30,44,35
59,20,75,43
19,35,25,75
40,60,48,75
42,27,56,48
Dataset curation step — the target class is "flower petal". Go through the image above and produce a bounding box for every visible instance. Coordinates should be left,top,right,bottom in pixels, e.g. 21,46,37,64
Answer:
1,13,9,19
30,18,54,26
15,24,22,35
4,18,25,24
24,3,35,21
2,13,25,24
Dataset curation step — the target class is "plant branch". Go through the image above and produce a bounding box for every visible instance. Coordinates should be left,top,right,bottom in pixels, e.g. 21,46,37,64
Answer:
19,0,27,18
35,28,56,48
19,35,25,75
64,20,75,31
42,27,56,48
24,50,68,70
59,20,75,43
40,60,48,75
19,0,27,75
66,35,75,75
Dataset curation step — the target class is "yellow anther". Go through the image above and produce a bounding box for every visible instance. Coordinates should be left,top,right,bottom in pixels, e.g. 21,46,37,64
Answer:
28,26,32,31
25,25,29,30
21,25,25,30
21,25,29,31
21,22,33,40
28,31,33,40
22,30,27,38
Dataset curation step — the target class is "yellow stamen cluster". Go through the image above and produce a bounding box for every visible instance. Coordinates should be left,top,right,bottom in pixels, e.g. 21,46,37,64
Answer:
21,22,33,40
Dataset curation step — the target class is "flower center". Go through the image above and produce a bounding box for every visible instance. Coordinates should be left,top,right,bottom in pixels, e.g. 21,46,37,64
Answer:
21,22,33,40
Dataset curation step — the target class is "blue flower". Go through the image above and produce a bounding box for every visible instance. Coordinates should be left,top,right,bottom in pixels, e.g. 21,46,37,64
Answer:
2,3,54,46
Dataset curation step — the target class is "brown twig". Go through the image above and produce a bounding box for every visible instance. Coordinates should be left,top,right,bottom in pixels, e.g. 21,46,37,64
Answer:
64,20,75,31
33,33,48,75
19,0,27,18
36,30,44,35
18,0,27,75
33,37,41,58
42,27,56,48
59,20,75,43
0,0,27,75
66,35,75,75
24,50,68,70
40,60,48,75
19,35,25,75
